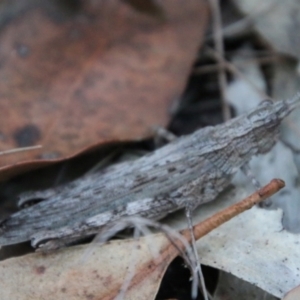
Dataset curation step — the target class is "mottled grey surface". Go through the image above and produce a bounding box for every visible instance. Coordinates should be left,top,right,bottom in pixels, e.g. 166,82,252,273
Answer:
0,95,299,249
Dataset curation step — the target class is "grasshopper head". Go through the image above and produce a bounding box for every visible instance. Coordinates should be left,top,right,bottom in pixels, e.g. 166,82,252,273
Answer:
247,100,280,130
246,100,287,154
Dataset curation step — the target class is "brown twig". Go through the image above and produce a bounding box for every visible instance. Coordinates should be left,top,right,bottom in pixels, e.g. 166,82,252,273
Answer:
181,178,285,242
101,179,285,300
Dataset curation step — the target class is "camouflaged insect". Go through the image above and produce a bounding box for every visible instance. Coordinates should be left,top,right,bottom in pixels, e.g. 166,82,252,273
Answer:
0,94,299,249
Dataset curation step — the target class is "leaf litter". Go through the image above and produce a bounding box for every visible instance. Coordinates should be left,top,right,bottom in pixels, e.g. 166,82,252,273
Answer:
1,0,300,299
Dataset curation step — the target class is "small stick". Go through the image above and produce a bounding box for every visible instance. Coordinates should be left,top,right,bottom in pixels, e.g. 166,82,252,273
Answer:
186,207,209,300
129,179,285,300
208,0,231,121
0,145,42,156
205,46,270,100
84,180,284,300
183,179,284,299
194,54,279,75
181,178,285,242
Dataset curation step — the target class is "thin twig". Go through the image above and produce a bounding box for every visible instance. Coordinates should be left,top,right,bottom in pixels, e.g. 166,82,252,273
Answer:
220,0,280,39
186,207,209,300
0,145,42,156
114,227,141,300
182,178,285,241
208,0,231,120
194,54,279,75
205,46,270,100
83,179,284,300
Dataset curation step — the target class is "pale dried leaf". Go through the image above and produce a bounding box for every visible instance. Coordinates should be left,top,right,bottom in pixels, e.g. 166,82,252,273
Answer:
214,271,277,300
226,52,300,234
167,185,300,298
0,233,175,300
283,285,300,300
233,0,300,60
165,65,300,297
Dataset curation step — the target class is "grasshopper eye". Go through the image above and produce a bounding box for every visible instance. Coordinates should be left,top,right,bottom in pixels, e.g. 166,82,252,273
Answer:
259,99,274,107
258,100,279,127
247,100,277,127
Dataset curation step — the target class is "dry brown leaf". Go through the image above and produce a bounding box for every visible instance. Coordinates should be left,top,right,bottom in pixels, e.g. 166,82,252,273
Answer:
0,140,124,182
0,0,208,168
